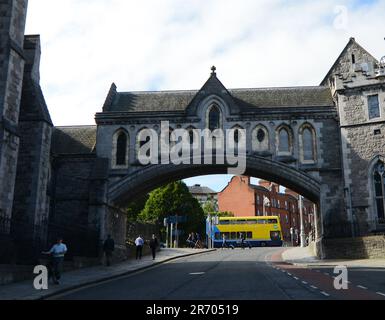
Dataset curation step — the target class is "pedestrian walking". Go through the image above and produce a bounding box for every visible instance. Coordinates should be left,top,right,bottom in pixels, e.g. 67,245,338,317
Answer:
135,235,144,260
222,234,228,249
186,233,194,248
240,232,245,249
149,234,158,260
103,234,115,266
42,237,67,285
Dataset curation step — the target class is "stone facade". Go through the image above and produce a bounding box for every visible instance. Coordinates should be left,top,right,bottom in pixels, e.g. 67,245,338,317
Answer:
0,0,28,228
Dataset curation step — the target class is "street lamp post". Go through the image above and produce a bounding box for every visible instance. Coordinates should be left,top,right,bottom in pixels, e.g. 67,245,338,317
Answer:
299,195,306,247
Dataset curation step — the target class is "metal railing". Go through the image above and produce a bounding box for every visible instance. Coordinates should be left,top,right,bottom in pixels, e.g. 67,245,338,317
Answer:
0,214,99,264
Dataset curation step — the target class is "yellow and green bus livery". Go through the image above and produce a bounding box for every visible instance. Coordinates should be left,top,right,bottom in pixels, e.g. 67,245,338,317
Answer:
207,216,283,248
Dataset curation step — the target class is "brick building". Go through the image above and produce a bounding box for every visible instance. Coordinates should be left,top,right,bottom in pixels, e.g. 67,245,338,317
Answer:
218,176,314,242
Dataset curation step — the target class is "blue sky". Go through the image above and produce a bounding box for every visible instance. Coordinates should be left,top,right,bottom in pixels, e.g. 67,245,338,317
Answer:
24,0,385,191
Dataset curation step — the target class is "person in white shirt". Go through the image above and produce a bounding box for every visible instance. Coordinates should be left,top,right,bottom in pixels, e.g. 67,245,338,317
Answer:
135,235,144,260
43,237,67,284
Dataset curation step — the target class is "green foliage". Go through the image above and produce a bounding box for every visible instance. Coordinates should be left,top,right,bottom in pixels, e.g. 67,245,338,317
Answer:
125,194,149,223
202,197,234,218
139,181,205,237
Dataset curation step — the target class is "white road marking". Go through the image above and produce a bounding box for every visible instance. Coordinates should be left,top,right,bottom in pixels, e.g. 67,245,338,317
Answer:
310,285,318,289
376,292,385,297
357,285,368,290
321,291,330,297
302,281,308,285
293,277,299,280
287,273,292,276
324,272,330,276
189,272,205,275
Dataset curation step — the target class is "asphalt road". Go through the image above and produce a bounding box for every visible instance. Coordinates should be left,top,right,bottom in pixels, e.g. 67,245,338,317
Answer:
52,248,336,300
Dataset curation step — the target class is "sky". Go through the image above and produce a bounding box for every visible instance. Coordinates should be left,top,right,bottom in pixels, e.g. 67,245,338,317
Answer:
24,0,385,191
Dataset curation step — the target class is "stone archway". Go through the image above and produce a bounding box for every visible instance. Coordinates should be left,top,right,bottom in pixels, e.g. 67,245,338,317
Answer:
104,155,325,257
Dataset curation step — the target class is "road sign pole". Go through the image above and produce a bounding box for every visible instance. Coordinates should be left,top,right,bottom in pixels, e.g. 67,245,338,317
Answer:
166,223,169,248
170,223,173,248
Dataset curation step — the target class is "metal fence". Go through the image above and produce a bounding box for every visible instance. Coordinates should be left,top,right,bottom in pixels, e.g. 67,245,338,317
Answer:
0,214,99,265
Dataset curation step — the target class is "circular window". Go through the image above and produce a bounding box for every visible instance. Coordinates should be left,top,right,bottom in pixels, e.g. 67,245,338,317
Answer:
257,129,265,142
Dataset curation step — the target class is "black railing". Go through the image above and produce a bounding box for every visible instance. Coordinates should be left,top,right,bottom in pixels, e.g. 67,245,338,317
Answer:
0,214,99,265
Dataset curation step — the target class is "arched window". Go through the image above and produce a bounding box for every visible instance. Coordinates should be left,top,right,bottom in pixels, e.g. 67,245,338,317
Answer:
113,130,128,167
208,105,221,131
373,160,385,223
277,127,291,154
116,133,127,165
300,124,316,163
252,125,269,152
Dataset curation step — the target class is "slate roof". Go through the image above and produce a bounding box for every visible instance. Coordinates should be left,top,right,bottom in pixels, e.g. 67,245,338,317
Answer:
188,184,217,195
51,126,97,155
106,86,333,113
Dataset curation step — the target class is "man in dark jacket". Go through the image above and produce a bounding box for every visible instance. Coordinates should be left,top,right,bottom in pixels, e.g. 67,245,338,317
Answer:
103,234,115,266
149,234,159,260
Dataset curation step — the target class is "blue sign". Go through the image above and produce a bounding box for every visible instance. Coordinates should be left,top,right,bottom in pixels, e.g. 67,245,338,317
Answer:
166,215,187,224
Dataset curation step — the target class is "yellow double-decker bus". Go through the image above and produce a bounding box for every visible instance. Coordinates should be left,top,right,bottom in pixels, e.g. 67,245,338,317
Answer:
206,216,283,248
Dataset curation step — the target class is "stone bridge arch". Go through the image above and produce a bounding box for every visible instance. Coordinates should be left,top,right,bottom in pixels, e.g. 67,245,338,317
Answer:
108,155,320,207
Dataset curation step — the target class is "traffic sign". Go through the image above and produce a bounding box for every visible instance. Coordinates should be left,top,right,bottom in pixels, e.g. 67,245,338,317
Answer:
166,215,187,224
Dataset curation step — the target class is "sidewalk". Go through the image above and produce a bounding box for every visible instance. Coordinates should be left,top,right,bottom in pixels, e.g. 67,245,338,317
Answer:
282,246,385,268
0,248,215,300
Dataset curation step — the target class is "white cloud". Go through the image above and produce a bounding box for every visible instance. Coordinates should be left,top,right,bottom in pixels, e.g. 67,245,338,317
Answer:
25,0,385,126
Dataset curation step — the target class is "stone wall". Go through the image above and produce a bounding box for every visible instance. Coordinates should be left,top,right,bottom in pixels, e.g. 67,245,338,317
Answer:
323,235,385,259
0,0,28,227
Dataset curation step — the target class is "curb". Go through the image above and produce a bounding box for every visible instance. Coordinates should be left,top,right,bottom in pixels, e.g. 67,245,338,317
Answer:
30,249,216,300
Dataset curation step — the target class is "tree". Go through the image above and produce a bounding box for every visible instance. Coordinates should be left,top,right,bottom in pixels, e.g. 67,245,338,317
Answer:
202,197,234,218
139,181,205,242
125,194,149,223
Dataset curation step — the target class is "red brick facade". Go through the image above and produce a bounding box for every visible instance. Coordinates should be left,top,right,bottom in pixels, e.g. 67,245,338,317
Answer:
218,176,315,243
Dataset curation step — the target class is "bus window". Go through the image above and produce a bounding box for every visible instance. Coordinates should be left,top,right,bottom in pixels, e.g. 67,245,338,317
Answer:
237,220,246,224
257,219,267,224
268,219,278,224
246,232,252,239
219,220,230,225
215,232,221,240
246,220,257,224
230,232,237,239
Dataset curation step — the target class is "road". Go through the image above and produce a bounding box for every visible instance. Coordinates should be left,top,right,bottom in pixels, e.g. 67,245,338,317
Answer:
52,248,385,300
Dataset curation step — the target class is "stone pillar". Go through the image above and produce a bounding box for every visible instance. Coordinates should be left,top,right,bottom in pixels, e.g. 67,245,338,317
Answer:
0,0,28,231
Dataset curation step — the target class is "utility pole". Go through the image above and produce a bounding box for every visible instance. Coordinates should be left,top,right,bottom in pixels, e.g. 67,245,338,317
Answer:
170,222,173,248
299,195,306,247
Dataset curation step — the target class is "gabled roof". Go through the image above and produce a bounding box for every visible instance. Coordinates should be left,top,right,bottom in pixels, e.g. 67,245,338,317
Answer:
51,126,96,155
103,85,333,113
19,75,53,125
320,37,379,85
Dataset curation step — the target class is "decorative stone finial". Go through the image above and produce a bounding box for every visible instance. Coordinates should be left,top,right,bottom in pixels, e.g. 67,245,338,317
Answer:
211,65,216,75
